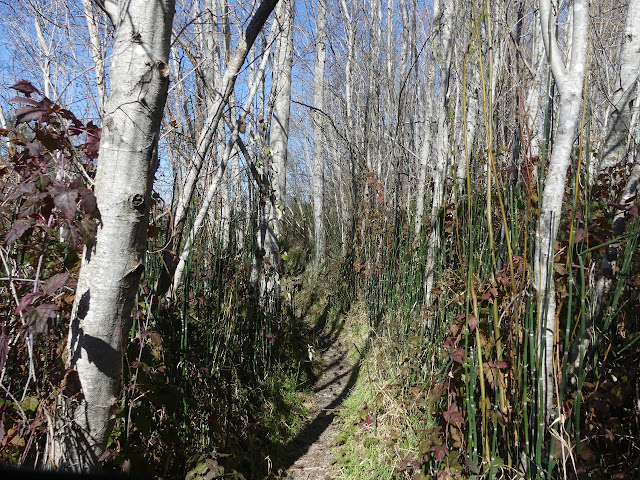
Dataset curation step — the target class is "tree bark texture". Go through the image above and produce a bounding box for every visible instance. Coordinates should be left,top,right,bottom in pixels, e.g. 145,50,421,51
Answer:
270,0,294,213
534,0,589,423
81,0,107,113
169,21,277,298
312,0,327,264
47,0,175,469
253,0,293,310
424,0,454,305
594,0,640,178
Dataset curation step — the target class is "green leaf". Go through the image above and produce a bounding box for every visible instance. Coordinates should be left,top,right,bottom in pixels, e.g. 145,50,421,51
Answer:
21,396,39,413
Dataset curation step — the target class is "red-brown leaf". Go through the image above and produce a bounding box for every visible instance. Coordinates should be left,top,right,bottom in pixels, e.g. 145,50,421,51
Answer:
43,272,70,296
5,218,32,244
443,402,465,428
11,80,40,97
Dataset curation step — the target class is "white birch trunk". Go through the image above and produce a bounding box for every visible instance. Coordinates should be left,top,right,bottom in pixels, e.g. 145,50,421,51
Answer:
414,108,432,236
46,0,175,469
534,0,589,422
81,0,107,113
155,0,279,298
338,0,355,260
424,0,454,304
219,175,231,249
312,0,327,264
593,0,640,178
385,0,394,81
216,0,232,251
414,0,442,237
254,0,293,309
170,22,277,296
271,0,294,214
231,149,245,252
33,14,55,100
524,9,545,160
456,54,481,195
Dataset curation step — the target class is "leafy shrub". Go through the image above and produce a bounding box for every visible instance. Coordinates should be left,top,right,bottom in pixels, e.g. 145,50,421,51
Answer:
0,81,98,465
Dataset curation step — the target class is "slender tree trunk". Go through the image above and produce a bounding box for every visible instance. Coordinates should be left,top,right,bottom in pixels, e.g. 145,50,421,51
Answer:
592,1,640,179
253,0,293,310
32,13,56,100
155,0,279,299
312,0,327,265
231,149,245,252
424,0,454,305
338,0,355,260
414,103,432,237
456,51,481,196
81,0,107,113
271,0,294,214
216,0,232,251
170,22,277,296
534,0,589,422
524,7,545,161
414,0,444,238
46,0,175,469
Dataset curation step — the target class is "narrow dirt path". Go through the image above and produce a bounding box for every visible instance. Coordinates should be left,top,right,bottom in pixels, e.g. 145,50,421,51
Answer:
280,332,355,479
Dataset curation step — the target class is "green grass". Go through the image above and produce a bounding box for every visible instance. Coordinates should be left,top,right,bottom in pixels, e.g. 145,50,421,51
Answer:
331,303,437,480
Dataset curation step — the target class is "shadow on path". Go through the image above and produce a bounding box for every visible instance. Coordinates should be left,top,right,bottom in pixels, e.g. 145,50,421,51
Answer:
277,325,375,477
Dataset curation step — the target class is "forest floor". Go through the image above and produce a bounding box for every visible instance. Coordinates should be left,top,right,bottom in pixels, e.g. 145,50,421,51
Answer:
277,288,362,479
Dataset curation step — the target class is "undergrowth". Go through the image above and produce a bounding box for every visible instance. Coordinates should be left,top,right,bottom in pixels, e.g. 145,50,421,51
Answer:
329,150,640,479
332,310,436,480
0,82,319,478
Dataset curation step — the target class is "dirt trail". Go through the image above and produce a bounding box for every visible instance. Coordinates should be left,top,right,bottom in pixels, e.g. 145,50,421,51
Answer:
280,333,355,480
